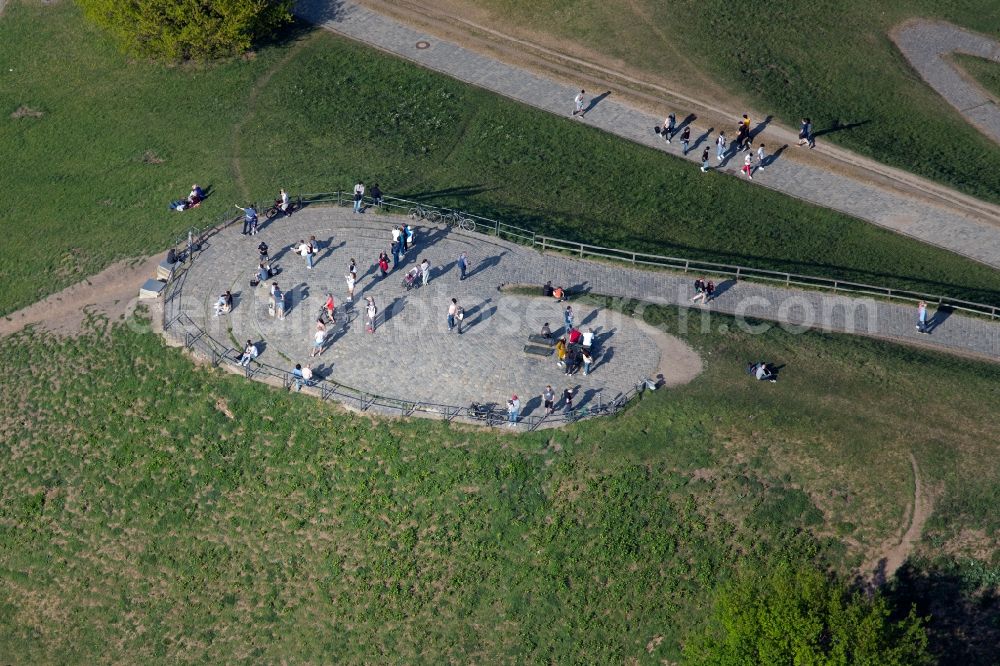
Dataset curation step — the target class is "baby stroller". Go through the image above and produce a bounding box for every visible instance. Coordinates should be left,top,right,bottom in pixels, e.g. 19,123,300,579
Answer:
402,266,422,291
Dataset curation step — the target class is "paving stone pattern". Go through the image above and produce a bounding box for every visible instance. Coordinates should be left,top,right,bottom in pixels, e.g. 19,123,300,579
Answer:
171,209,999,421
178,208,663,416
293,0,1000,270
895,21,1000,146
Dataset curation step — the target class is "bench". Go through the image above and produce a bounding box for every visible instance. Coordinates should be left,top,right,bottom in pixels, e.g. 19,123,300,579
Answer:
138,278,166,299
527,334,555,347
156,260,177,281
523,344,554,357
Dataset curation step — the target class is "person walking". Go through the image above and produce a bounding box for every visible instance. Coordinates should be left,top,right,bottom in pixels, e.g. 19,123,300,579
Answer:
420,258,431,286
312,327,325,357
916,300,929,334
507,394,520,426
757,144,766,171
742,153,754,180
739,114,752,151
572,89,585,117
798,118,813,147
457,252,468,280
365,296,377,333
273,285,286,320
325,293,336,323
716,131,727,162
292,364,304,391
564,305,574,331
691,277,707,304
447,298,458,332
257,241,269,264
306,237,315,269
236,204,258,235
543,385,556,415
663,112,676,142
353,180,365,213
680,126,691,155
345,270,356,303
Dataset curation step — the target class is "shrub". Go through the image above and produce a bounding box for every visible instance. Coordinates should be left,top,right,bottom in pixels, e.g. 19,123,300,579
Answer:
684,560,932,665
77,0,293,60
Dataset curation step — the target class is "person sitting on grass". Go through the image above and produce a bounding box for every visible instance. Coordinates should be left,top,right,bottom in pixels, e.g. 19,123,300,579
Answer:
747,361,777,383
188,184,205,206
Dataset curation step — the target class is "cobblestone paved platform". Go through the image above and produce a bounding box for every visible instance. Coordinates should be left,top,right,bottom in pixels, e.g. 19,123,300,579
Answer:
180,208,667,415
294,0,1000,269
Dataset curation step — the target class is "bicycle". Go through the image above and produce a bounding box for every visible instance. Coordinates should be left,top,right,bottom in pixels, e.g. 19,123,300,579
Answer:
467,402,506,427
442,210,476,232
264,199,296,219
409,205,442,223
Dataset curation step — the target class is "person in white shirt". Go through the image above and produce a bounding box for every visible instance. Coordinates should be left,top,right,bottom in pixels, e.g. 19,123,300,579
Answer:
279,188,290,213
312,329,326,357
420,258,431,285
353,181,365,213
345,272,356,302
572,90,585,117
239,340,258,367
582,328,594,350
507,394,520,426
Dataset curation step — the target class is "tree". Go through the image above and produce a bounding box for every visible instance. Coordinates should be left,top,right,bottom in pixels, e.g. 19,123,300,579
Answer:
683,561,931,665
78,0,293,61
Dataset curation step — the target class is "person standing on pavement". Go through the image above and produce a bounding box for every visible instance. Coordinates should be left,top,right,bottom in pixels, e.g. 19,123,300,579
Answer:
366,296,378,333
420,258,431,286
507,394,520,426
353,180,365,213
563,387,575,412
564,305,574,331
447,298,458,332
378,251,390,278
663,112,676,142
312,327,325,357
458,252,469,280
757,144,766,171
345,270,356,303
455,304,465,334
543,385,556,415
701,146,710,172
258,241,269,264
581,349,593,376
681,126,691,155
325,293,336,323
716,131,727,162
236,204,258,235
916,300,929,333
572,89,585,117
292,364,304,391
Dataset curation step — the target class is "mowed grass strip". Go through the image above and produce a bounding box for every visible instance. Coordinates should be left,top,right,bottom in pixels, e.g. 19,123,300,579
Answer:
3,2,1000,320
455,0,1000,204
0,304,997,662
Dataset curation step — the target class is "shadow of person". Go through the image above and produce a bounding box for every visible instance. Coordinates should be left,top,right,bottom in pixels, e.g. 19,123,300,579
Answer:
582,91,611,116
521,395,542,418
764,144,789,167
712,279,738,300
468,251,506,278
580,308,601,326
691,127,714,152
675,113,697,136
382,297,405,325
925,304,953,334
749,115,773,141
812,119,870,139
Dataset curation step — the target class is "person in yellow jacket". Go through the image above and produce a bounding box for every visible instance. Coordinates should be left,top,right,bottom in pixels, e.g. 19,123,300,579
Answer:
555,337,567,368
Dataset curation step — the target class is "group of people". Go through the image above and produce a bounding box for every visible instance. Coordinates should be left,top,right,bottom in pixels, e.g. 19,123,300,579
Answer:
169,184,205,211
352,181,384,213
506,385,577,426
691,277,717,305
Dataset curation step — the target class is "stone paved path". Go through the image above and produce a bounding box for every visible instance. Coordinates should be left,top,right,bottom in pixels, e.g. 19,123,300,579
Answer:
894,21,1000,146
294,0,1000,270
170,210,999,421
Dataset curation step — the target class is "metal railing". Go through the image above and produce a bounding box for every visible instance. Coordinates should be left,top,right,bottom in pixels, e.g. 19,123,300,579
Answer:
161,312,646,429
293,190,999,319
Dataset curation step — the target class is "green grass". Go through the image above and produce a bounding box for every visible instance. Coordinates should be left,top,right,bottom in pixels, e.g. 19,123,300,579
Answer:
954,53,1000,101
459,0,1000,205
0,305,998,662
3,2,1000,320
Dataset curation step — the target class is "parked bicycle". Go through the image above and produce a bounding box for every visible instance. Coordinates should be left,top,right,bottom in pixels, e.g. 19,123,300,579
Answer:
409,205,442,223
441,210,476,232
467,401,505,426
